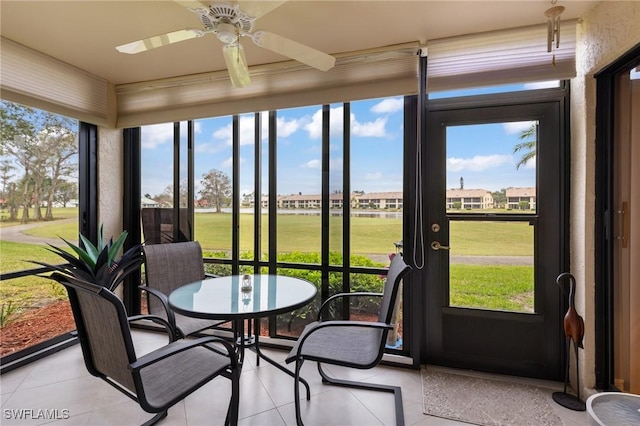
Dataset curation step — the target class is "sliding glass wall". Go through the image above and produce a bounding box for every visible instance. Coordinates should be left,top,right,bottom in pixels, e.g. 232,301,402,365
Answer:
138,96,407,350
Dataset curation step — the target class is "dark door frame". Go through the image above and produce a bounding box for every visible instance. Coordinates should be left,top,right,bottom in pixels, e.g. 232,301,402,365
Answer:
593,42,640,391
421,86,570,379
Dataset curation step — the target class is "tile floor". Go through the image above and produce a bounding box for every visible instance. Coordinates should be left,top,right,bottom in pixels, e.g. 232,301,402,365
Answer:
1,330,591,425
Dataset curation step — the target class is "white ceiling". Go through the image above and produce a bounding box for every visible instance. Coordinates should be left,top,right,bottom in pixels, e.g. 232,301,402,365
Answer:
1,0,600,87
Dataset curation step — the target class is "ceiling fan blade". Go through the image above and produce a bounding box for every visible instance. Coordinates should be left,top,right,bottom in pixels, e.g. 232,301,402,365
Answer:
252,31,335,71
238,0,288,19
223,43,251,88
116,29,204,54
174,0,208,11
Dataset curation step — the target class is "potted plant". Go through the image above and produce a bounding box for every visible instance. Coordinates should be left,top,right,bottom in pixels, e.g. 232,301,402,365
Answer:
32,225,142,290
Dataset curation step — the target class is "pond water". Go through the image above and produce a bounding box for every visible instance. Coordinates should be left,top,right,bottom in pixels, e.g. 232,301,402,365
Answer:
196,208,402,219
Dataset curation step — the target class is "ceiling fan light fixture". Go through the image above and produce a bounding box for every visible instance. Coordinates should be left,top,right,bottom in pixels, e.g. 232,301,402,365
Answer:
216,22,240,44
223,43,251,88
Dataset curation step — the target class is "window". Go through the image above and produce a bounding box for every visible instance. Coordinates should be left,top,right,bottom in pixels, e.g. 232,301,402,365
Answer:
0,100,80,357
137,96,407,349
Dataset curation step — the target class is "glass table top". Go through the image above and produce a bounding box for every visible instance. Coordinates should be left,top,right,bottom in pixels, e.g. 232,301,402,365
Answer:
168,275,318,320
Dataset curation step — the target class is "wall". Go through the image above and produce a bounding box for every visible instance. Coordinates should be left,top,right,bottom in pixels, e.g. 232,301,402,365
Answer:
571,0,640,395
97,127,123,240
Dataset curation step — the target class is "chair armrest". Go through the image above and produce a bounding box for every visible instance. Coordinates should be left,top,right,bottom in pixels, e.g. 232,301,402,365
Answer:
204,273,221,278
139,285,177,329
127,314,177,342
317,292,383,321
129,336,238,372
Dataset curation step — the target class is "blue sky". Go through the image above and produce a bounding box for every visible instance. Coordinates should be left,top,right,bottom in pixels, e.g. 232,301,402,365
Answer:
141,83,545,198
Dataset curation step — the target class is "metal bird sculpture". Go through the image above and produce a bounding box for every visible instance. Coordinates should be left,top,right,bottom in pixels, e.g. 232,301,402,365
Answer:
552,272,586,411
561,272,584,349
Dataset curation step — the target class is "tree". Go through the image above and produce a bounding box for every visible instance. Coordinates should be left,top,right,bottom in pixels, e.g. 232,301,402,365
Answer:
41,124,78,219
513,123,537,170
0,159,15,212
152,186,173,207
0,101,77,222
492,188,507,208
54,180,78,207
152,182,189,208
199,169,231,213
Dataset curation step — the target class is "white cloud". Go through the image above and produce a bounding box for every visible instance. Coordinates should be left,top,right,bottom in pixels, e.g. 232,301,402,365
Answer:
302,159,321,169
210,112,305,146
371,97,403,114
503,121,536,135
141,123,173,149
305,107,340,139
447,154,512,172
201,156,243,172
142,122,201,149
277,115,305,138
305,106,388,139
524,81,559,89
352,116,387,137
222,156,233,169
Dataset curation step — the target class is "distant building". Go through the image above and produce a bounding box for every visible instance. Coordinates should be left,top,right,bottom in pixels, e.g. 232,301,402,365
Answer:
279,193,322,209
354,192,403,209
506,187,536,210
233,188,535,211
141,197,159,208
195,198,210,208
446,189,494,209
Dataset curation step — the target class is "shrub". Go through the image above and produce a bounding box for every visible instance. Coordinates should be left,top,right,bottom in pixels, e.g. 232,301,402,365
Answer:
0,301,18,328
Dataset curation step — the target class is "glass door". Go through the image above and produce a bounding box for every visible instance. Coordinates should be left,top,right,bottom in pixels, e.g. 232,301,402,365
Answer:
424,101,566,380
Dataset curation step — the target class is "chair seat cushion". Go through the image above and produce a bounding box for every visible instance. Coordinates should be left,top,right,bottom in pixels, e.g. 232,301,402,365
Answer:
286,321,385,367
174,313,227,337
139,343,230,410
153,308,226,337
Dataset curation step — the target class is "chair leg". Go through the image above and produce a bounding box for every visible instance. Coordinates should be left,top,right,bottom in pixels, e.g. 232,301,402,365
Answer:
140,410,168,426
317,363,405,426
294,359,307,426
225,367,240,426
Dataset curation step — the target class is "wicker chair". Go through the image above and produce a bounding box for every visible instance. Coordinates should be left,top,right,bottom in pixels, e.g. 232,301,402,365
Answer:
142,241,228,340
285,253,412,426
59,274,240,426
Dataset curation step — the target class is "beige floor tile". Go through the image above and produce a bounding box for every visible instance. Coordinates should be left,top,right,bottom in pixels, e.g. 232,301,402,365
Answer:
1,330,594,426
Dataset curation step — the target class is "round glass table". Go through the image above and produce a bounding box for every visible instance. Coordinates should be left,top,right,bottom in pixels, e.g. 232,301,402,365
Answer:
168,274,317,396
168,274,317,320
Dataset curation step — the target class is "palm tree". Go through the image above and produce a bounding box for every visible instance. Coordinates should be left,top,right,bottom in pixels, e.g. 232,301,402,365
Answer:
513,123,537,170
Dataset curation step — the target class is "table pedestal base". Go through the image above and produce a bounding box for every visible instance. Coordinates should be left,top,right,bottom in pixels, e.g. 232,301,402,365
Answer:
233,319,311,400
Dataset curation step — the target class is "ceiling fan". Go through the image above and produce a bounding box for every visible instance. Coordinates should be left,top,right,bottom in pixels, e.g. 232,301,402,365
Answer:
115,0,336,88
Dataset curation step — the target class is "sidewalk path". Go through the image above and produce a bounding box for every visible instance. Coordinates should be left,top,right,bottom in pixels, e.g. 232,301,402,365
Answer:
2,222,534,266
0,218,77,246
363,253,533,266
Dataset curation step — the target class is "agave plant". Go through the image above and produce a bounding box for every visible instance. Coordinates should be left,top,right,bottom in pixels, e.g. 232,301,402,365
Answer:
32,225,142,291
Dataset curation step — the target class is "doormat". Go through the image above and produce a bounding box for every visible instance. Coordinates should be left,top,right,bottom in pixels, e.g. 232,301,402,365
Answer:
421,365,563,426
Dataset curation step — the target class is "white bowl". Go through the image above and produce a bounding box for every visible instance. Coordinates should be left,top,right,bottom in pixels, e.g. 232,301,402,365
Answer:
586,392,640,426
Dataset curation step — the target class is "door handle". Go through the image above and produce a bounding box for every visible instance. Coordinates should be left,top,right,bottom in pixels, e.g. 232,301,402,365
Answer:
431,241,451,251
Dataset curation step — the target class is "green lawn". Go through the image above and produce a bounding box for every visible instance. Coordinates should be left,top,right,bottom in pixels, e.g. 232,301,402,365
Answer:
194,213,532,256
0,240,69,319
450,264,534,312
0,207,79,228
450,221,532,256
17,211,533,256
2,210,535,322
